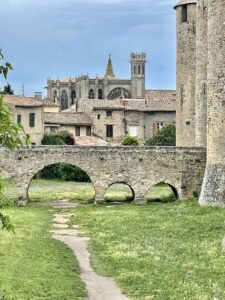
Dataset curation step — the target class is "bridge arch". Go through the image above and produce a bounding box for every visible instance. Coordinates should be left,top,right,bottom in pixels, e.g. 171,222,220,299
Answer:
145,180,179,203
104,181,135,203
26,161,97,203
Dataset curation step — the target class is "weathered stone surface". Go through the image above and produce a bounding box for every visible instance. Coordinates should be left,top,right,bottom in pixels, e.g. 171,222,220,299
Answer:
0,146,206,204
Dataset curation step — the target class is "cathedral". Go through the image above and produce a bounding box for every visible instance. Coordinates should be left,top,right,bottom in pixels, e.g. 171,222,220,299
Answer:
46,53,147,110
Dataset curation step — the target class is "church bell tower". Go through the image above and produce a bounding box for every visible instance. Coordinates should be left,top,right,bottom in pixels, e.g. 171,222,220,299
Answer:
130,53,146,99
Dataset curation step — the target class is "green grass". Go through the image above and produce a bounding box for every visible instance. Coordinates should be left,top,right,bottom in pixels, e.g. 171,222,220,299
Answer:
69,201,225,300
0,207,86,300
2,178,175,204
28,179,95,203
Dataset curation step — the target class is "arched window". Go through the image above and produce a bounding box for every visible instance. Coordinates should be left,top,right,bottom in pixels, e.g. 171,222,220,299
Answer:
142,65,145,75
89,89,95,99
98,89,103,99
138,65,141,75
61,90,68,110
134,65,136,75
53,90,57,103
71,90,76,105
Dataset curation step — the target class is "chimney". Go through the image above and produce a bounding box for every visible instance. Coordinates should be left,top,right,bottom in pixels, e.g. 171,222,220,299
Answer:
34,92,42,100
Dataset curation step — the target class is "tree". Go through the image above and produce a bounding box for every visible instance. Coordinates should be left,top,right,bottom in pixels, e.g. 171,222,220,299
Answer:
145,124,176,146
0,50,30,232
3,83,14,95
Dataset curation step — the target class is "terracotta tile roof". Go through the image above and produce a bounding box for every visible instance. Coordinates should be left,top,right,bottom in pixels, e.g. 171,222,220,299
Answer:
78,89,176,112
3,95,43,107
44,112,93,125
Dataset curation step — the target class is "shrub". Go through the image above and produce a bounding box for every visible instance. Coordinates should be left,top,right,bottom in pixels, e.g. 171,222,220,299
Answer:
42,133,65,145
41,131,74,145
145,124,176,146
122,136,139,146
40,163,90,182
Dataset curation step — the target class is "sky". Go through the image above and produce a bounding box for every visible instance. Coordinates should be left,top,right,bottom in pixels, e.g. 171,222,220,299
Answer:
0,0,178,97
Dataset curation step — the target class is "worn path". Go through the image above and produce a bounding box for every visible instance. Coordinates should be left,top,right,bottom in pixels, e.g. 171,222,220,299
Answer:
51,213,129,300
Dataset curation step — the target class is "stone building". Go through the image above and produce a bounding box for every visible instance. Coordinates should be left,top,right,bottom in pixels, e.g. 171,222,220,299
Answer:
65,90,176,143
46,53,147,110
44,112,93,137
3,95,44,145
174,0,225,207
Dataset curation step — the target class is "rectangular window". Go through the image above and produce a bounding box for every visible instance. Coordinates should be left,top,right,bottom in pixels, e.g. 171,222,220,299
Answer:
129,126,137,137
86,126,92,136
106,125,113,138
181,5,188,23
17,114,22,124
29,113,35,128
106,110,112,117
75,126,80,136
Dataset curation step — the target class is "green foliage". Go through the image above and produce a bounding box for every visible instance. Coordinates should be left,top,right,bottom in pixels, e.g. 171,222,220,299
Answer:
121,136,139,146
0,50,30,232
41,163,91,182
145,124,176,146
42,133,65,145
3,83,14,95
59,164,90,182
42,130,74,145
0,49,13,79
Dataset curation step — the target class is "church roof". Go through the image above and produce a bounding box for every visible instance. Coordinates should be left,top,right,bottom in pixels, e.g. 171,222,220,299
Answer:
105,54,116,79
174,0,196,9
44,112,93,125
3,95,43,107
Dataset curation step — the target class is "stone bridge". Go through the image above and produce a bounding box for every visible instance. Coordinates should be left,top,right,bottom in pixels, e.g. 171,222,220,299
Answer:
0,146,206,204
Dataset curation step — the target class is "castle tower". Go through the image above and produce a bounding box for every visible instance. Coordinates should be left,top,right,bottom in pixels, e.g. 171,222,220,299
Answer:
199,0,225,207
130,53,146,99
195,0,208,147
105,54,115,79
174,0,197,147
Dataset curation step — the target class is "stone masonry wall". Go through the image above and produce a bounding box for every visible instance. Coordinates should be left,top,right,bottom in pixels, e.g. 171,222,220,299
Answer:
195,0,208,147
176,3,197,147
199,0,225,207
0,146,206,204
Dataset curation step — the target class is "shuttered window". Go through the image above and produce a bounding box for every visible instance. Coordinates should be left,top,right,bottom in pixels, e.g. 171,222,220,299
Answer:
29,113,35,128
75,126,80,136
86,126,92,136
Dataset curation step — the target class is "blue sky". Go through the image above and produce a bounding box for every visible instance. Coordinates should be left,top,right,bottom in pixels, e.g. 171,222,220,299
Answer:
0,0,177,97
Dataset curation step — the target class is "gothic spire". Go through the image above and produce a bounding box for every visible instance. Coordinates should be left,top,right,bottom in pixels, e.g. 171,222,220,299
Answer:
105,54,115,78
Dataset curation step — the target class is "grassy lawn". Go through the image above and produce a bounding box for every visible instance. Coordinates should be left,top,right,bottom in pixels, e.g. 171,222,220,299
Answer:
2,178,175,204
0,207,86,300
68,201,225,300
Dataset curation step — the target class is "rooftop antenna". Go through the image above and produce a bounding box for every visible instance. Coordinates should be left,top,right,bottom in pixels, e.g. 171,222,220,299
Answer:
21,84,25,96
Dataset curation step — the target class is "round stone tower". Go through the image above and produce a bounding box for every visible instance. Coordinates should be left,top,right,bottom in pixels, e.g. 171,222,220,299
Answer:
130,53,146,99
195,0,208,147
174,0,197,147
199,0,225,207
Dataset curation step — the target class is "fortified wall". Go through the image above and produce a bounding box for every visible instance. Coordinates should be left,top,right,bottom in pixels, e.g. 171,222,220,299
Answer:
0,146,206,204
175,0,225,207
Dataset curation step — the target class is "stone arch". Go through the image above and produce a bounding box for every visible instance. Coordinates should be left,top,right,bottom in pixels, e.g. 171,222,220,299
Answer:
71,90,76,104
89,89,95,99
145,180,179,203
53,89,58,103
104,181,135,203
108,88,131,100
27,162,97,203
98,89,103,99
61,90,68,110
